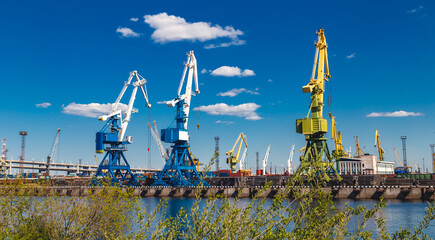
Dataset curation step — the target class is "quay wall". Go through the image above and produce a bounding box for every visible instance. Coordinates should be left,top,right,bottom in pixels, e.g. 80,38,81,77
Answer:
1,185,434,200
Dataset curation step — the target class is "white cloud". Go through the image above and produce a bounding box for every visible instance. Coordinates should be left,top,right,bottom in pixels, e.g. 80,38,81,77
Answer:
201,69,208,74
267,79,273,83
116,27,140,37
130,17,139,22
62,102,132,118
194,103,262,120
346,53,356,59
143,12,244,44
204,39,246,49
157,101,167,104
215,120,235,124
408,5,423,14
366,110,424,118
217,88,259,97
36,102,51,108
210,66,255,77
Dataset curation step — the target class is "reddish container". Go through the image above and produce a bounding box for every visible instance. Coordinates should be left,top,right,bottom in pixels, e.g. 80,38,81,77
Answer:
230,172,242,177
256,170,263,175
219,170,231,173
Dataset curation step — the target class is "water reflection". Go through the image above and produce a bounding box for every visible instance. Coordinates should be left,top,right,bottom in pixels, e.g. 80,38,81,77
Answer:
140,198,435,237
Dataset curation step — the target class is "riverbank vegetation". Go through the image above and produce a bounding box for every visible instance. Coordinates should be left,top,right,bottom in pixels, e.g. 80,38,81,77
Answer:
1,174,435,239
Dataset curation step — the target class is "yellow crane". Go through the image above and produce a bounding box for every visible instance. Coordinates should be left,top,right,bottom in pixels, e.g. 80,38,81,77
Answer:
374,129,385,162
330,114,348,159
295,29,340,181
354,136,364,157
226,133,248,173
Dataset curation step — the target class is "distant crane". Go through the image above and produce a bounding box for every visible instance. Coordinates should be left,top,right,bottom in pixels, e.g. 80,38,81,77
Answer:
95,70,151,186
147,121,169,162
295,29,340,181
1,138,7,175
330,114,348,159
45,128,60,174
354,136,364,157
226,133,248,173
152,51,204,187
374,129,385,162
287,144,295,174
393,148,403,167
262,145,271,175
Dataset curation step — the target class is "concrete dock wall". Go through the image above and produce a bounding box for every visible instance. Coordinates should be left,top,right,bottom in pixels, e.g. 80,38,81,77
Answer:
1,185,434,200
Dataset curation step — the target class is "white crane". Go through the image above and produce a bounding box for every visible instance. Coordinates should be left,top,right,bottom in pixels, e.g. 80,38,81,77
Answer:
165,51,199,130
262,145,271,175
148,121,169,163
287,144,295,174
239,147,248,171
98,70,151,143
46,128,61,174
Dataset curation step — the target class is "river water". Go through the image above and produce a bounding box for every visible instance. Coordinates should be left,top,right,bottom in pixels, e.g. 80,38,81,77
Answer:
140,197,435,237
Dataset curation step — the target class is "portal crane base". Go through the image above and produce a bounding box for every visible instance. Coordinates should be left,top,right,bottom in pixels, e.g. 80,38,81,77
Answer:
94,148,140,186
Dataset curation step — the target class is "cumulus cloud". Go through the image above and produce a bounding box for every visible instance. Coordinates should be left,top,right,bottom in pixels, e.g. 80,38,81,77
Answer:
267,79,273,83
211,66,255,77
36,102,51,108
201,69,208,74
62,102,133,118
216,120,235,124
143,12,244,44
116,27,140,37
366,110,424,118
346,53,356,59
194,103,262,120
130,17,139,22
217,88,259,97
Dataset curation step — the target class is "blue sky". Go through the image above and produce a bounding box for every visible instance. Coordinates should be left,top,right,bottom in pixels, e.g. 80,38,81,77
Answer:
0,0,434,173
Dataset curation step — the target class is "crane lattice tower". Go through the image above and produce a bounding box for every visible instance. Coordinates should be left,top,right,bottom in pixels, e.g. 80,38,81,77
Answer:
215,137,220,171
19,131,28,175
401,136,407,168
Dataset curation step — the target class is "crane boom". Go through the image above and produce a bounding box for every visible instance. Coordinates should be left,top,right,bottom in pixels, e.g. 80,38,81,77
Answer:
262,145,271,175
374,129,385,162
148,121,168,162
46,128,60,174
393,148,403,167
98,71,151,142
330,115,348,159
287,144,295,174
354,136,364,157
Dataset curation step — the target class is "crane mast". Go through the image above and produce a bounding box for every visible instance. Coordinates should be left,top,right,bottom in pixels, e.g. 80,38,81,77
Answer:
295,29,340,181
94,70,151,186
153,51,205,187
225,133,248,173
46,128,60,174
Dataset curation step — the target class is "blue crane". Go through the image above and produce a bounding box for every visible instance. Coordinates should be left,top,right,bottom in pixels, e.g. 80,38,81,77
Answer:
94,71,151,186
152,51,206,187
